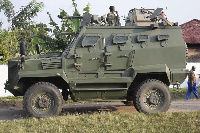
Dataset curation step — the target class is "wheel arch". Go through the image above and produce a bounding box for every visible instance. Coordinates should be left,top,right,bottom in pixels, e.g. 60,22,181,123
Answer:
131,64,171,87
132,72,170,87
126,64,170,101
16,76,69,96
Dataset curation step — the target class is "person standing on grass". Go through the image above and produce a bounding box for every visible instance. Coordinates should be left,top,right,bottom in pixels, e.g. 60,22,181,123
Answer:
186,66,199,100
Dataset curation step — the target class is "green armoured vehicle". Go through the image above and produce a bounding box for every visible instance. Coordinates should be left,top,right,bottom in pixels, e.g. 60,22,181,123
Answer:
5,8,187,117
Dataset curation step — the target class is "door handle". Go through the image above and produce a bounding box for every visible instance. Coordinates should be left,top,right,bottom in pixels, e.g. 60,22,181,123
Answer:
119,55,129,58
91,57,99,60
74,63,82,67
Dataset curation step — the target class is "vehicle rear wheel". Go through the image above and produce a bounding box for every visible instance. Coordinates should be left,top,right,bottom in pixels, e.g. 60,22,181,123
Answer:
23,82,63,118
133,79,171,113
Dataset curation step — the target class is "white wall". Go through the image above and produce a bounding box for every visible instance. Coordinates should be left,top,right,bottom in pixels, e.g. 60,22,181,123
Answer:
0,65,13,97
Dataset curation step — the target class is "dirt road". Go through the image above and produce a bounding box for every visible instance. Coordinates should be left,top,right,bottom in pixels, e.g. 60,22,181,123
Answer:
0,99,200,120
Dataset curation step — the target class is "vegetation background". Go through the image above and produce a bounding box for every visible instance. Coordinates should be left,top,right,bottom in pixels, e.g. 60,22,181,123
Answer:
0,0,90,64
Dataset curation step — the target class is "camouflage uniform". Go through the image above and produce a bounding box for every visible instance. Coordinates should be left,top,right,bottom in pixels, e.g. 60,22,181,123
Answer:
107,12,120,26
186,69,199,100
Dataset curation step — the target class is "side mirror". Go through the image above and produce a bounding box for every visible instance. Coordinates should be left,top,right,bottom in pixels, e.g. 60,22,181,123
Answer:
19,42,25,56
35,44,40,54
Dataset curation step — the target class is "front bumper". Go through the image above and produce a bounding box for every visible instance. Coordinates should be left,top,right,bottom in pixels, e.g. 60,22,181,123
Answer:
4,73,21,96
4,60,22,96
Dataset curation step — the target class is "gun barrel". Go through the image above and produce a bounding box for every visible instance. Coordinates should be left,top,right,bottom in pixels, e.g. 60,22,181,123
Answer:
58,32,76,36
58,15,83,19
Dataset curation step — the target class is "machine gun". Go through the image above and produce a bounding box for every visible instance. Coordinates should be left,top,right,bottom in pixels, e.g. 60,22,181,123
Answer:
149,8,174,26
125,7,176,26
58,13,108,27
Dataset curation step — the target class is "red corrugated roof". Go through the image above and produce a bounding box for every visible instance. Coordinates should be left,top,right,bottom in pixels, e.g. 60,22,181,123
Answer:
181,19,200,44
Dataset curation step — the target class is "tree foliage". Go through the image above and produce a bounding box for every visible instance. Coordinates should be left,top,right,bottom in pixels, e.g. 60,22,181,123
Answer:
0,0,44,29
0,29,19,64
83,3,91,14
11,0,44,29
72,0,81,32
47,10,74,51
0,0,91,64
0,0,45,64
46,1,91,51
0,0,15,22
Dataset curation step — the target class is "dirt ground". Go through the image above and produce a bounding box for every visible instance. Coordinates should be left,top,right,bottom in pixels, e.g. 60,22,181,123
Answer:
0,99,200,120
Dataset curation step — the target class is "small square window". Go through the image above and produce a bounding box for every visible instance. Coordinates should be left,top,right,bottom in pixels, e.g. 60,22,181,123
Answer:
82,36,100,47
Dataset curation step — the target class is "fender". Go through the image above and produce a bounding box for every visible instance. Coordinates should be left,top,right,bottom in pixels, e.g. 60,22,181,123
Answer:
132,64,171,82
19,69,69,83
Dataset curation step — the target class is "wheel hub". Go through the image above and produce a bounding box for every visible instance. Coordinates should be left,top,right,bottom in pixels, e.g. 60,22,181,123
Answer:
149,93,159,105
38,97,50,108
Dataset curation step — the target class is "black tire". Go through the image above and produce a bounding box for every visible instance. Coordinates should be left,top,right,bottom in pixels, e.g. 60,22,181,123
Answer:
23,82,63,118
133,79,171,113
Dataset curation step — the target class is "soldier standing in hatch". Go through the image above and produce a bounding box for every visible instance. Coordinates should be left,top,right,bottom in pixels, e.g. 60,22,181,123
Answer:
186,66,199,100
107,6,120,26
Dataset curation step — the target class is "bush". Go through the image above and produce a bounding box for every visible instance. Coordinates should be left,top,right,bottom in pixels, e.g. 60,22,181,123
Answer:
0,29,19,64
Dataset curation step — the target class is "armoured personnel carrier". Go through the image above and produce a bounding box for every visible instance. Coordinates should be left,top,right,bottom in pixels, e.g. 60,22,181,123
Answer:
5,7,187,117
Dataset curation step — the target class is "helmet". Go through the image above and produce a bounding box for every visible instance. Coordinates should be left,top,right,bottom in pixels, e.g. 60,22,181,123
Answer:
192,66,196,71
109,6,115,11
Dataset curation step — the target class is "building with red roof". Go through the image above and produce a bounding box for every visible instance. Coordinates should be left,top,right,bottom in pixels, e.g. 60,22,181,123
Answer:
181,19,200,44
181,19,200,62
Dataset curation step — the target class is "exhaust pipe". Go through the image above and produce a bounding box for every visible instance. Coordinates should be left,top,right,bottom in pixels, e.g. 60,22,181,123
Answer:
19,42,25,64
35,44,40,54
19,42,25,56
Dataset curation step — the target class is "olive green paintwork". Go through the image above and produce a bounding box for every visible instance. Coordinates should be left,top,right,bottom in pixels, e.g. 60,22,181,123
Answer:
5,10,188,101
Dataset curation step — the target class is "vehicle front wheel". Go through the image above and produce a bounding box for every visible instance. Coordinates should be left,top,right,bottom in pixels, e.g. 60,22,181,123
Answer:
23,82,63,118
133,79,171,113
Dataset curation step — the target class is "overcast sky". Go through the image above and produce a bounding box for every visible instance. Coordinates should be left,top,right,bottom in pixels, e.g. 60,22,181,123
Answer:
1,0,200,28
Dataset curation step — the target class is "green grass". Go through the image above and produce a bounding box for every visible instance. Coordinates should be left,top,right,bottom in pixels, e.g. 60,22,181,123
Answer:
0,112,199,133
170,88,187,93
0,96,23,101
170,87,200,93
0,93,199,132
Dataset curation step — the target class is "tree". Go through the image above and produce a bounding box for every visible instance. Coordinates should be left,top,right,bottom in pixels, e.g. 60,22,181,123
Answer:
46,0,91,51
0,29,19,64
46,10,75,51
0,0,15,22
72,0,81,32
0,0,44,29
83,3,91,14
0,0,45,64
0,0,91,64
0,21,2,30
11,0,44,29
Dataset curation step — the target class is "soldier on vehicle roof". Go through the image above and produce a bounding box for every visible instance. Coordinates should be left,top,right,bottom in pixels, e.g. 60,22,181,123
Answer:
186,66,199,100
107,6,120,26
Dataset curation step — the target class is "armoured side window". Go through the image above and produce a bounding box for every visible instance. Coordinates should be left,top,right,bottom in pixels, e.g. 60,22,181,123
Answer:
136,35,149,48
157,35,170,47
112,34,130,45
82,36,100,47
137,35,149,42
157,35,169,41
